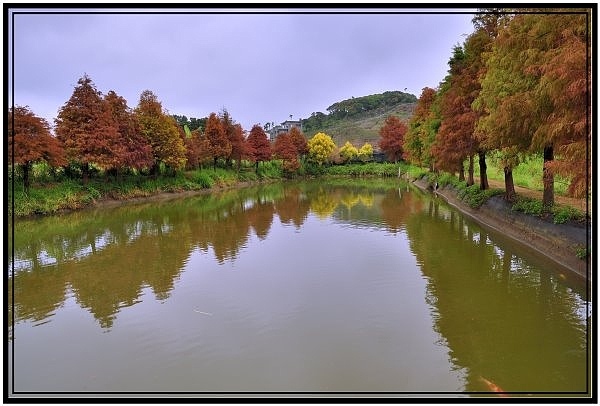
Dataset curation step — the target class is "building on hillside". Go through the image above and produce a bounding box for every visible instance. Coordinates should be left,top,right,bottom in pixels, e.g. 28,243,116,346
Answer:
267,119,303,141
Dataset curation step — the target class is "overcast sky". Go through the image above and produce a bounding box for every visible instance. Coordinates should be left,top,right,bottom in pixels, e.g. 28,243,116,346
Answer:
9,7,476,131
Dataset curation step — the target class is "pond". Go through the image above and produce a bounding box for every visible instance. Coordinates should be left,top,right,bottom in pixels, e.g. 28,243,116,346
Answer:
7,179,590,397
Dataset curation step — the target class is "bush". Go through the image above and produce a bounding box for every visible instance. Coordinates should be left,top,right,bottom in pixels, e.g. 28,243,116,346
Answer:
257,161,284,179
189,170,214,189
512,197,544,216
458,184,504,208
552,205,586,224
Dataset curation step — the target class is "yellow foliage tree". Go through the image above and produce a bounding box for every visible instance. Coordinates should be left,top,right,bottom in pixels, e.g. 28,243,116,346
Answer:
358,143,374,162
307,132,336,165
339,141,358,163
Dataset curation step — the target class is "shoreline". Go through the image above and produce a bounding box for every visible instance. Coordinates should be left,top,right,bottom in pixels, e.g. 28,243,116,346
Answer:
12,175,591,281
412,178,590,280
11,179,276,220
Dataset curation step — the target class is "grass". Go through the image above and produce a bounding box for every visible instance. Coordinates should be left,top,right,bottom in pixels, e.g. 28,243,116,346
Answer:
474,152,570,196
322,162,401,177
510,195,587,224
8,159,586,221
8,167,244,217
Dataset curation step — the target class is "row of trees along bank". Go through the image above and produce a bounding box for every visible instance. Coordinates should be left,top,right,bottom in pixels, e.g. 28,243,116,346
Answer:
400,9,590,210
9,74,380,194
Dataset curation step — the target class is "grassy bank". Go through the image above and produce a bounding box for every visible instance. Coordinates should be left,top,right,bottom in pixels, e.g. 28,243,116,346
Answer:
8,162,285,218
421,170,587,226
10,161,412,218
8,160,587,222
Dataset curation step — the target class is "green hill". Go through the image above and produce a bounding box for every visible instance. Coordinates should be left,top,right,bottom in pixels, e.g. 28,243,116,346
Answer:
301,90,417,148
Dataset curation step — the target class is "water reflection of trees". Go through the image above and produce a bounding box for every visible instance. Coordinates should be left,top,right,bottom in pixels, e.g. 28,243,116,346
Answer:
404,198,588,394
9,182,588,394
9,182,393,331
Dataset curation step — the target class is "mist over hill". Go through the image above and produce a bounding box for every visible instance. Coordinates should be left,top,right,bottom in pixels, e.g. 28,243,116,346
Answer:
301,90,417,147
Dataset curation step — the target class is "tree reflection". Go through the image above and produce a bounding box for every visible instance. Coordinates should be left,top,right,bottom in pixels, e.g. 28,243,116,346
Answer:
9,179,588,396
404,200,588,393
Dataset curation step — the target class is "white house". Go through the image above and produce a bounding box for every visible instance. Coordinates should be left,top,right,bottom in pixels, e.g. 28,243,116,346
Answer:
267,119,303,141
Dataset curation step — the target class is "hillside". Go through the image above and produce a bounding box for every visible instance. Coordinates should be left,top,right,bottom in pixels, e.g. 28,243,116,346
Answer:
300,91,417,148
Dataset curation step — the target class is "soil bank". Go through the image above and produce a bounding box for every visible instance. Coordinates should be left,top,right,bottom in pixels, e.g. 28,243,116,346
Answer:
413,178,590,280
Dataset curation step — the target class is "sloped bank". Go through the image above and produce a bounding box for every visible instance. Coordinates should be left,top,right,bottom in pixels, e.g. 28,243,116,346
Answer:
413,178,590,280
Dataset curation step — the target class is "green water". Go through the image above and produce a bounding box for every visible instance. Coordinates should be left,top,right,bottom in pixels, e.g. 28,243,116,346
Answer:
7,180,590,397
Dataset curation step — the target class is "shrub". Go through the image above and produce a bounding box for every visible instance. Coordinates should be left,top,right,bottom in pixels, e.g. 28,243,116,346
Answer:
575,245,590,260
458,184,504,208
512,197,544,216
552,205,586,224
190,171,214,188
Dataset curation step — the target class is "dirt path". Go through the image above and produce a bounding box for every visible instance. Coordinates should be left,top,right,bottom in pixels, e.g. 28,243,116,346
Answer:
481,178,589,213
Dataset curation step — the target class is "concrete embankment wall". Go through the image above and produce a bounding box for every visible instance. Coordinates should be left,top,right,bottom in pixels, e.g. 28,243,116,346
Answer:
413,178,590,280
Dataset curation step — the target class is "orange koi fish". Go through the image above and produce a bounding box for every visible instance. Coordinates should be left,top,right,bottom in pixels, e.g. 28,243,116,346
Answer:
479,376,509,397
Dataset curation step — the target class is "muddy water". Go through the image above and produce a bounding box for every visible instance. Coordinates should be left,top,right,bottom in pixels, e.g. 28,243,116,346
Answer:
7,180,590,396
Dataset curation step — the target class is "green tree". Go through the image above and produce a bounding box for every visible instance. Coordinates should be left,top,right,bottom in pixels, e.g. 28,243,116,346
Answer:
405,87,438,169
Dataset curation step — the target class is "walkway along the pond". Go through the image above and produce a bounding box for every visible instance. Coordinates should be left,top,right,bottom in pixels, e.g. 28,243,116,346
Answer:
413,178,591,281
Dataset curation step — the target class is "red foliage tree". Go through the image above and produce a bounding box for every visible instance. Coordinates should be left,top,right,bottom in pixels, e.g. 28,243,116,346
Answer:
246,124,272,172
219,110,245,170
104,90,153,172
289,126,308,157
378,115,408,163
8,106,66,191
273,132,300,173
205,112,231,170
55,74,122,183
178,127,210,170
434,32,489,188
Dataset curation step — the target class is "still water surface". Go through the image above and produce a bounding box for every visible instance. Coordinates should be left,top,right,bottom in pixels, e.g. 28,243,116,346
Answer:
8,180,590,395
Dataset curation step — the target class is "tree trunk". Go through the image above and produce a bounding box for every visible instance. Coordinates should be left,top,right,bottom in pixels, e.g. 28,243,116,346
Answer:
150,162,160,178
478,151,488,190
213,157,218,171
504,166,516,201
458,164,465,182
255,161,259,174
82,162,89,185
22,162,31,194
543,145,554,210
467,155,474,186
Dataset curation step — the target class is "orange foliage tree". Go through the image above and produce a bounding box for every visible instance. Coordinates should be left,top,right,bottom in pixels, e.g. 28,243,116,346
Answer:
289,126,308,158
134,90,186,174
378,115,408,163
8,106,66,192
55,75,122,183
475,12,589,205
205,112,231,170
273,132,300,173
220,110,245,171
434,30,491,189
104,90,153,173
